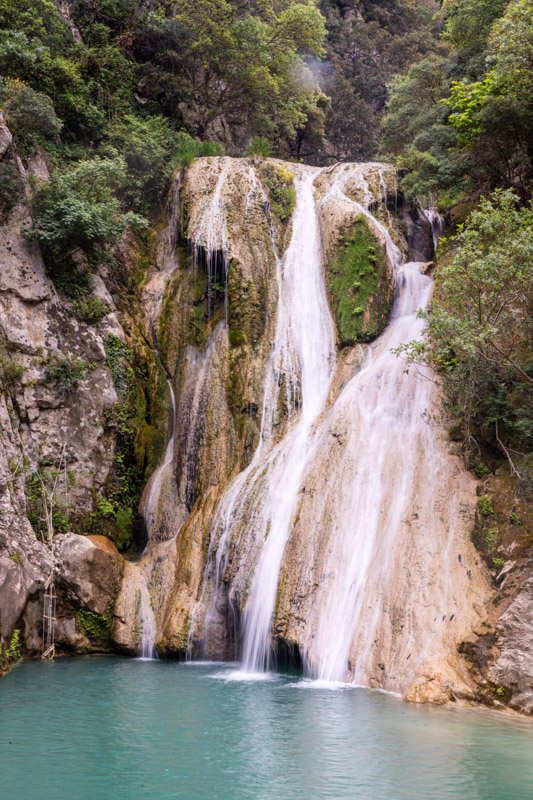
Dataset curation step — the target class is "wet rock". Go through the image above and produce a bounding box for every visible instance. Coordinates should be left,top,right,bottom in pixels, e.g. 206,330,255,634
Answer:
404,670,472,705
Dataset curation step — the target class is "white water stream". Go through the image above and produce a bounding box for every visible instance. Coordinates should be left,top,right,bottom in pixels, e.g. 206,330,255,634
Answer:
196,169,336,670
183,159,475,692
303,260,435,682
139,579,157,660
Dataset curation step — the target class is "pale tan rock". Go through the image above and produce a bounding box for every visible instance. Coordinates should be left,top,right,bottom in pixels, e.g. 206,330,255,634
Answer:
55,533,124,615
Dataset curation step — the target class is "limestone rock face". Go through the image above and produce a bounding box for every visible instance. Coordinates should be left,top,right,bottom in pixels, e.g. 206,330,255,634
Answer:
55,533,124,616
144,157,491,711
490,578,533,714
0,148,137,658
0,555,42,644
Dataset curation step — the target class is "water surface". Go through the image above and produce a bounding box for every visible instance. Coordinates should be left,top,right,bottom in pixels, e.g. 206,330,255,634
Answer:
1,658,532,800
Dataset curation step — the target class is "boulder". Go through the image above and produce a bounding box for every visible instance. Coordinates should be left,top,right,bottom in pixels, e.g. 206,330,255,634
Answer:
0,555,42,643
489,577,533,714
55,533,124,615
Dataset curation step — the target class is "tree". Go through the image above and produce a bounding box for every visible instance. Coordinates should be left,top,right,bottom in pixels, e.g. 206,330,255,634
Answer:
395,190,533,477
381,54,466,204
27,156,145,265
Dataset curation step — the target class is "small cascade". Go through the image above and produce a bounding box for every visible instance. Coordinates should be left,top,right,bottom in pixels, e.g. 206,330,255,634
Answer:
139,574,157,660
304,260,434,682
423,207,445,254
191,158,231,320
174,334,220,517
139,324,177,547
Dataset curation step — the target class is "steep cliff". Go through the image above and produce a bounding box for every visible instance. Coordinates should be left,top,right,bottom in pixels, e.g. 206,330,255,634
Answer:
0,121,168,664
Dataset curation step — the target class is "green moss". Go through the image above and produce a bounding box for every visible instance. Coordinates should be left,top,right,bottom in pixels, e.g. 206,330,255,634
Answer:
226,260,264,350
75,334,151,551
229,329,246,347
478,496,494,517
0,628,22,668
77,609,111,642
261,163,296,222
327,216,392,346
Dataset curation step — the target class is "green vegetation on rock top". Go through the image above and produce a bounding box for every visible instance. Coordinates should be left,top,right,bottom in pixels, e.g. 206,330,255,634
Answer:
327,216,392,346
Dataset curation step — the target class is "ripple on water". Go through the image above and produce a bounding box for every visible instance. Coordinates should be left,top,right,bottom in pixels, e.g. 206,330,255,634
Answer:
1,657,533,800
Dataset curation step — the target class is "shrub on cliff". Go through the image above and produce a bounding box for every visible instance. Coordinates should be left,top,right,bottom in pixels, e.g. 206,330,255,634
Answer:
0,77,61,151
27,156,146,267
395,190,533,486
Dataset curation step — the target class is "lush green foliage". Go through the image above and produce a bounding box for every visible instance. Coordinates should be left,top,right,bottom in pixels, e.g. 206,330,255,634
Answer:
395,191,533,488
0,162,24,214
72,296,111,325
318,0,444,161
383,0,533,204
248,137,272,158
78,334,148,551
0,629,22,668
27,156,145,265
44,354,88,392
77,608,111,641
262,163,296,221
0,77,61,152
328,217,391,345
0,346,25,394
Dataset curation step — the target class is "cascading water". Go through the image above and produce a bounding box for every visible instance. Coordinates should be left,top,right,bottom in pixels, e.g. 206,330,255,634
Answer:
191,158,230,320
149,157,485,698
302,260,434,682
195,169,336,671
240,171,336,672
139,577,157,660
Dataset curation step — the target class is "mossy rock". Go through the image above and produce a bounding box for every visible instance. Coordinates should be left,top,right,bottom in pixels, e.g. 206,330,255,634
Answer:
226,259,264,349
327,216,393,346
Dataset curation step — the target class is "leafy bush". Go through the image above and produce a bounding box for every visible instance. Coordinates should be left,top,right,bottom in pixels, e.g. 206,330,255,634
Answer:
52,266,92,300
77,608,111,641
107,115,176,213
173,133,224,171
0,350,25,393
0,628,22,667
478,496,494,517
0,162,24,214
261,163,296,221
395,190,533,479
72,296,111,324
0,77,61,149
248,136,272,158
44,354,87,391
26,156,146,266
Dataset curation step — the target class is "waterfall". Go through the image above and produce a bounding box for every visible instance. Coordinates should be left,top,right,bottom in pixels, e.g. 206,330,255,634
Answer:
191,158,230,319
196,168,336,670
423,208,445,254
303,260,435,682
139,577,157,660
175,158,482,696
240,170,336,672
141,377,177,542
